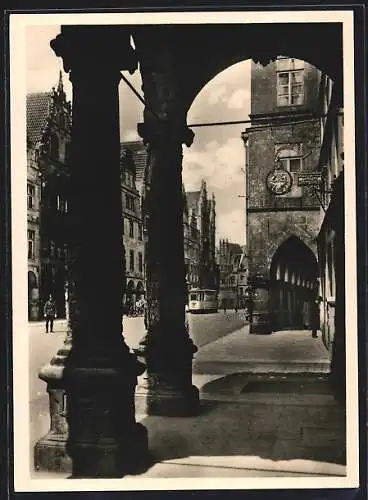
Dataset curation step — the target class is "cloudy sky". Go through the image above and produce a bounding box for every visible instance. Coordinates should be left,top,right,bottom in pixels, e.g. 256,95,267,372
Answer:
26,26,251,246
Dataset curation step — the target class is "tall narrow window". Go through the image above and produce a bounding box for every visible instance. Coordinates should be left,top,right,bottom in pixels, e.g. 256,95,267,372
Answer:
27,184,35,209
276,143,303,198
28,230,35,259
138,252,143,272
126,194,135,211
129,250,134,271
129,220,134,238
276,58,304,106
50,133,59,160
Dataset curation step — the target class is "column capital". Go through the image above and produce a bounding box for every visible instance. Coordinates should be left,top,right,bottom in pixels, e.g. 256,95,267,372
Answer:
50,26,137,76
137,120,194,147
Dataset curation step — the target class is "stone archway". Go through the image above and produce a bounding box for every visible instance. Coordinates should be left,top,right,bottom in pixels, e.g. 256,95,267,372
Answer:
269,236,319,331
39,23,344,477
133,22,342,118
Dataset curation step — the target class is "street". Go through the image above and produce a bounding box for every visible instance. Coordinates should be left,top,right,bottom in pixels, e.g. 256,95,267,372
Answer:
28,310,247,459
29,310,247,404
27,316,346,479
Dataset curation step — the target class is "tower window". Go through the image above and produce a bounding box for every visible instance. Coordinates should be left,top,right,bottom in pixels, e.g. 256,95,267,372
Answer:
277,69,304,106
279,157,302,173
129,250,134,271
129,220,134,238
276,144,304,198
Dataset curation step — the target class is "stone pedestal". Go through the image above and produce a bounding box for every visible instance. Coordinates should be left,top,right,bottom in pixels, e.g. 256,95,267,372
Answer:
34,340,72,472
248,277,273,334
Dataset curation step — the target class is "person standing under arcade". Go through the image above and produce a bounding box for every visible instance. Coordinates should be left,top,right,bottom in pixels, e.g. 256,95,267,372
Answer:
43,294,57,333
311,295,322,338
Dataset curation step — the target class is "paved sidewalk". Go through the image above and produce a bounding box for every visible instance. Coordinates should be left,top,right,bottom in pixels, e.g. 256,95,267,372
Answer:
30,324,346,480
193,326,330,375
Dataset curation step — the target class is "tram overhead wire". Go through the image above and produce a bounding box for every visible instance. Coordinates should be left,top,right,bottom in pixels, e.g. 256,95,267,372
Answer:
121,73,328,130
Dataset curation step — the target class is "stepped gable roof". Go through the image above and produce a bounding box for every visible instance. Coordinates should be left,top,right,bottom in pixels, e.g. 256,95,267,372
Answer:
185,191,200,213
26,92,52,148
121,140,147,183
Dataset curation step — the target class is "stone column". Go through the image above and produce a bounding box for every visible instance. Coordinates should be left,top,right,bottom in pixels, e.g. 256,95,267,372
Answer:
34,26,148,478
135,120,199,416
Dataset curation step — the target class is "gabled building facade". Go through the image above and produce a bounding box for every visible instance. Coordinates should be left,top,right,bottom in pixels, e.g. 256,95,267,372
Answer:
119,145,145,309
26,73,72,320
27,140,42,320
183,180,218,291
182,186,201,289
217,240,247,308
127,140,218,294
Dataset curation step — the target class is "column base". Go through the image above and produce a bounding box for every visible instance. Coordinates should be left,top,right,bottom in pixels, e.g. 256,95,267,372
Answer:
34,424,149,477
70,422,149,478
34,345,150,477
34,432,71,473
135,381,199,417
249,313,273,334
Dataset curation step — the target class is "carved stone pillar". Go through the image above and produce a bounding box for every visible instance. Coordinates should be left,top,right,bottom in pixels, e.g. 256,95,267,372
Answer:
135,120,199,416
34,26,148,478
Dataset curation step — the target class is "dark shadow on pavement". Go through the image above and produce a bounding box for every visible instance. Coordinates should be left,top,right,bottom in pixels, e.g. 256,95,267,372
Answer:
139,373,347,472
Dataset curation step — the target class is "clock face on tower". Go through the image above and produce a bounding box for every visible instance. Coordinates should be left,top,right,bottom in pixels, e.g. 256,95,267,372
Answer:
266,168,293,195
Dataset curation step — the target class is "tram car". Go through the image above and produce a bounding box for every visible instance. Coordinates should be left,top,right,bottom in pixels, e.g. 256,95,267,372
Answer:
187,288,218,314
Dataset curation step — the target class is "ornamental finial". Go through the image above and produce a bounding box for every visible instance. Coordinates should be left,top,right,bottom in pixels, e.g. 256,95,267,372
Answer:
57,70,63,93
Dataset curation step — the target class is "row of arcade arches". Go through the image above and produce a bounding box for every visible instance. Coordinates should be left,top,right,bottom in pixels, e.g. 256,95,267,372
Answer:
269,236,318,330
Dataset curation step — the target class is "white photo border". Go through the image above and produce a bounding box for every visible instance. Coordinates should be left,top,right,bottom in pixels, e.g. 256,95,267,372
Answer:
10,9,359,492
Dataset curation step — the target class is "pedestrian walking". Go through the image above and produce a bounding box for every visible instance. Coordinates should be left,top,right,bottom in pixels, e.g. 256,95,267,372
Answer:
223,298,227,313
44,294,57,333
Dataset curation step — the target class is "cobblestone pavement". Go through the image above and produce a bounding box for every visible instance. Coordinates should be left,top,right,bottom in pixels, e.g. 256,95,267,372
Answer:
193,325,330,375
27,318,348,480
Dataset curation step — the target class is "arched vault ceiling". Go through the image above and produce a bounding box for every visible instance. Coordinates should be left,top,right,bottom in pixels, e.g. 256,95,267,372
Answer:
132,23,342,113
